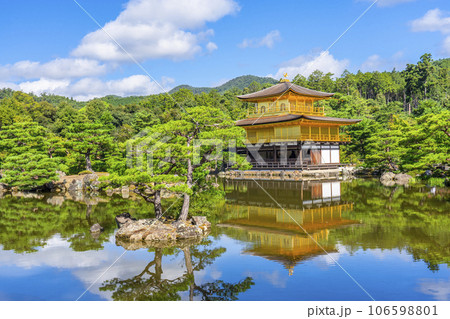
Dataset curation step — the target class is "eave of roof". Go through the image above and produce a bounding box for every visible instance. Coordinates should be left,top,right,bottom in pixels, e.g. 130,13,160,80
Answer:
235,114,361,127
237,82,334,100
236,114,302,126
303,115,362,123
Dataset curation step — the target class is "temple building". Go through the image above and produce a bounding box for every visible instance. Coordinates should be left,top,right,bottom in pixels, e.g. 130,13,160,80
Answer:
236,77,361,170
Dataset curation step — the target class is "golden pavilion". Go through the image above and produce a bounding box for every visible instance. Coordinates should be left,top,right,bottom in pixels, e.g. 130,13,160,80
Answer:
236,77,361,170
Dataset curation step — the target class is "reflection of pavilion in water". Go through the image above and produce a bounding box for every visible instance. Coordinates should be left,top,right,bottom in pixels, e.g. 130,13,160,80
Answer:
220,180,357,275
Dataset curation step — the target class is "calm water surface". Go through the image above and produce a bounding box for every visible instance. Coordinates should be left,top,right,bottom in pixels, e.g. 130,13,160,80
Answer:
0,179,449,301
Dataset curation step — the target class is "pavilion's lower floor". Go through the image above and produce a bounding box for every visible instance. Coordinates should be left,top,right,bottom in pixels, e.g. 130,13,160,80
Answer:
236,142,342,170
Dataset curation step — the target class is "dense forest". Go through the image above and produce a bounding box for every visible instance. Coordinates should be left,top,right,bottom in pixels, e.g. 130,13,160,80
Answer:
0,53,448,192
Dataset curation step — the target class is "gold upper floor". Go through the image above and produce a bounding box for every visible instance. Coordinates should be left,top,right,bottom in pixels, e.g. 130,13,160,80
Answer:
247,94,325,118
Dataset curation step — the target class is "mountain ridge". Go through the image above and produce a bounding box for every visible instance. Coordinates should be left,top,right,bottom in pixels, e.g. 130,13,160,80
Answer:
169,75,278,94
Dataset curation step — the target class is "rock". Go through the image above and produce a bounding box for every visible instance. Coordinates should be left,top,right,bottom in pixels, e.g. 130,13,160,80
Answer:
121,186,130,199
176,226,203,240
90,223,104,233
395,173,412,185
382,180,396,187
90,180,101,192
47,196,65,206
380,172,412,186
68,179,83,192
82,173,98,185
56,170,66,180
52,180,66,193
116,216,211,245
13,192,44,199
83,174,99,192
341,166,355,176
116,236,204,250
380,172,395,183
115,213,137,228
191,216,211,229
67,179,84,201
424,170,432,177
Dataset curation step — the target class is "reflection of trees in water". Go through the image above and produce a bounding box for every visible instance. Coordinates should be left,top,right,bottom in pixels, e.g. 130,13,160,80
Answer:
100,241,254,301
0,195,153,253
221,178,449,272
337,179,450,270
100,248,191,301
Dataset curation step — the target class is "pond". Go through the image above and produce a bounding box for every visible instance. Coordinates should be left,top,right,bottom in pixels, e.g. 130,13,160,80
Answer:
0,179,449,301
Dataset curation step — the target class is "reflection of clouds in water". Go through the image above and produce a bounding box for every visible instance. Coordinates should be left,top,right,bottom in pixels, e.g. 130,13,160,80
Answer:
245,270,288,288
0,235,112,270
312,244,348,269
209,268,223,280
417,278,450,301
71,249,191,300
359,247,413,263
316,252,341,268
0,234,192,300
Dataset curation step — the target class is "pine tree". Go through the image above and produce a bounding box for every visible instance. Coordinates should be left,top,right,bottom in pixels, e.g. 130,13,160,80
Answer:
0,122,58,190
65,122,114,172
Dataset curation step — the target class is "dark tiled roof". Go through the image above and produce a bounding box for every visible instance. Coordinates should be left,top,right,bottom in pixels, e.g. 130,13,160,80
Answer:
237,82,334,100
303,115,362,123
236,114,361,126
236,114,302,126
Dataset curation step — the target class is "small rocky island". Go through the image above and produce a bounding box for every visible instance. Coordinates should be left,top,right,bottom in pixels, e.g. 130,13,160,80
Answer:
114,213,211,248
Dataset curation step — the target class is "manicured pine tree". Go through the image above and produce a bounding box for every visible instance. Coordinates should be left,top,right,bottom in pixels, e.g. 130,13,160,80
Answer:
0,122,59,190
65,122,114,172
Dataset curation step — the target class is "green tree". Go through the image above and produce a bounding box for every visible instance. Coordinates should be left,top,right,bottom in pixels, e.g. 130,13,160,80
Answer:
0,122,59,190
151,106,249,221
65,122,114,172
364,116,406,171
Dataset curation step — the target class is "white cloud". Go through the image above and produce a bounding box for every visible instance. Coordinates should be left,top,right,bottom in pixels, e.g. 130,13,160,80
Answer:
360,51,406,72
206,41,218,53
273,51,349,79
0,0,241,99
19,78,71,95
358,0,415,7
72,0,239,61
410,9,450,33
410,9,450,54
239,30,281,49
9,75,169,101
0,81,19,91
0,58,107,81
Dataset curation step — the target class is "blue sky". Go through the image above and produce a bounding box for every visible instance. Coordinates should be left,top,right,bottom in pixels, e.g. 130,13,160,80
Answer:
0,0,449,100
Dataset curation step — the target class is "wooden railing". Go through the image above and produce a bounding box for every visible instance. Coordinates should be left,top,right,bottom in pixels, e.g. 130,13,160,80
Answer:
246,159,340,170
247,102,324,117
246,134,351,144
290,105,324,115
